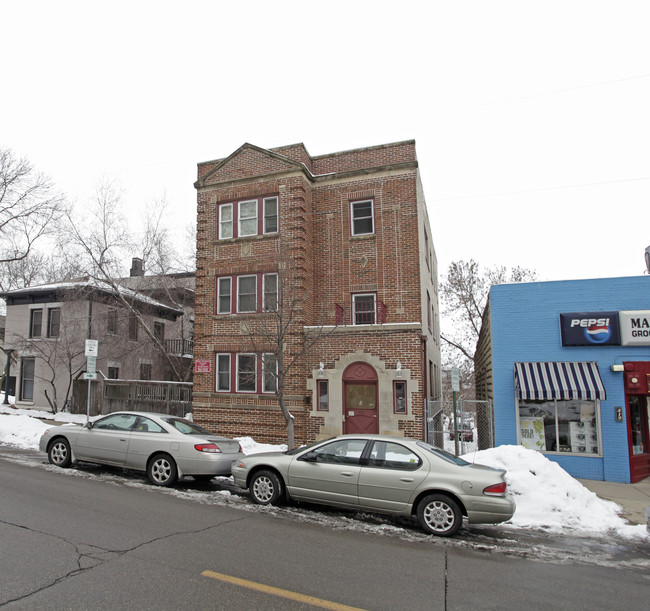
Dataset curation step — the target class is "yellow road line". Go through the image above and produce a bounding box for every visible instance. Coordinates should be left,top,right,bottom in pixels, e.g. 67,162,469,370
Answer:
201,570,367,611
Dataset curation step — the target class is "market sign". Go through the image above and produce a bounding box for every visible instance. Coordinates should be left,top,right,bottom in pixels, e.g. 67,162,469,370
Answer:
619,310,650,346
559,312,620,347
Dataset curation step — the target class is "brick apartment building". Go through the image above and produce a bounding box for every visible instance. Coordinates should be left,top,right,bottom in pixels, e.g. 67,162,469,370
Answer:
193,140,441,445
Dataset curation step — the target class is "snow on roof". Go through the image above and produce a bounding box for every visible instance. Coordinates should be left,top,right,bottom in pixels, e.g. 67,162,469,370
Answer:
1,277,182,315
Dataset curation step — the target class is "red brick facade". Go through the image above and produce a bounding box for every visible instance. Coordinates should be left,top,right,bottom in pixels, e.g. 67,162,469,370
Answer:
193,141,441,445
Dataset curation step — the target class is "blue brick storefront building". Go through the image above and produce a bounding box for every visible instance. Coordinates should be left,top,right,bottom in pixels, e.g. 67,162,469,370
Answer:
476,276,650,483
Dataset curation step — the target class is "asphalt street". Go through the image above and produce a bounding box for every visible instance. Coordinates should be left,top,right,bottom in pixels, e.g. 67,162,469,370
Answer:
1,446,649,610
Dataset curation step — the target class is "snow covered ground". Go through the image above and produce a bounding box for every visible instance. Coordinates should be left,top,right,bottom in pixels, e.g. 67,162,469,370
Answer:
0,403,647,541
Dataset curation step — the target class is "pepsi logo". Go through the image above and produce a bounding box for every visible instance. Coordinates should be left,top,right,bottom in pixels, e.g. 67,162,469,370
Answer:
584,323,611,344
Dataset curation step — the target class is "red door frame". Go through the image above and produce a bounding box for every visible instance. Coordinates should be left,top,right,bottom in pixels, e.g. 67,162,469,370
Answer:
342,362,379,435
623,362,650,483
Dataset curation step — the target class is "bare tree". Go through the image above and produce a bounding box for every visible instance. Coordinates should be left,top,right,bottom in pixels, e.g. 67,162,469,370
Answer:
440,259,537,368
239,257,338,449
0,148,66,266
14,316,86,413
63,181,189,381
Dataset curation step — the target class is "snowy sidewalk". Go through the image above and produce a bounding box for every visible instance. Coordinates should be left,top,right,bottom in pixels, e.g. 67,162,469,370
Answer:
579,477,650,527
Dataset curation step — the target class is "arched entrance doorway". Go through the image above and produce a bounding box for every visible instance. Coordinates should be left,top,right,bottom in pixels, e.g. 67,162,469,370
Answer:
343,362,378,435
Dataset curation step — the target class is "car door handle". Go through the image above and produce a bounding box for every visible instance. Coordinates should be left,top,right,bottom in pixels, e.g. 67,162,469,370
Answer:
400,477,414,483
119,438,127,442
340,471,354,477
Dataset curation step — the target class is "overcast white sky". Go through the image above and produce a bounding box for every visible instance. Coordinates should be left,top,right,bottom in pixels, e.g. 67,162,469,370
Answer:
2,1,650,282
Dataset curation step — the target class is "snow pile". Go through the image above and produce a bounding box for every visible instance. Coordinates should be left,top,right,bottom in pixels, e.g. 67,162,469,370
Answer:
236,436,287,455
463,445,647,538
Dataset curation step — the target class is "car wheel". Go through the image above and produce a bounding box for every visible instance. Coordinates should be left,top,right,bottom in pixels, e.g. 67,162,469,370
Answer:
250,470,282,505
147,454,178,487
48,438,72,468
417,494,462,537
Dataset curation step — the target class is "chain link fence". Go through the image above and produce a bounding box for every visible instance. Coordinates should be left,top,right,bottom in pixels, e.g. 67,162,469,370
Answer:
425,398,494,456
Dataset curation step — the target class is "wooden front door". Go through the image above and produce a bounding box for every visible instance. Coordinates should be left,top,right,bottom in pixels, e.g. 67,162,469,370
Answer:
343,362,378,435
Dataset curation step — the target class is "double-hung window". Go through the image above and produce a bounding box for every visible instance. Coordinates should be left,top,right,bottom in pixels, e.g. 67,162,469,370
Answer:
216,354,231,392
262,353,277,393
219,204,233,239
20,358,35,401
238,199,258,237
263,273,278,311
47,308,61,338
237,354,257,392
30,309,43,338
217,277,232,314
353,294,376,325
350,199,374,236
237,276,257,313
263,197,278,233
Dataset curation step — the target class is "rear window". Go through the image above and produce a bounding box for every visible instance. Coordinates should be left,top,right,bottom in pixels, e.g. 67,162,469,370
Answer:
416,441,469,466
161,417,215,436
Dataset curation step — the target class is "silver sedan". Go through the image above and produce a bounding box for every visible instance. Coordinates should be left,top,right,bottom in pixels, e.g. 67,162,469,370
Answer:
232,434,515,537
39,411,243,486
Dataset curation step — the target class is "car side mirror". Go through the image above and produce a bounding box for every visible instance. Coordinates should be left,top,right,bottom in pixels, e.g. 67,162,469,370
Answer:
86,421,94,429
299,451,318,462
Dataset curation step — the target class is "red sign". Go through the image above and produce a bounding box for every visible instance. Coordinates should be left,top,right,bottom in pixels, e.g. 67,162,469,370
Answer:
195,359,211,373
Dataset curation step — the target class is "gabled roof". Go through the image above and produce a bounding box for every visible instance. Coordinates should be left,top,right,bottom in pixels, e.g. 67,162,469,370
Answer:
194,142,313,189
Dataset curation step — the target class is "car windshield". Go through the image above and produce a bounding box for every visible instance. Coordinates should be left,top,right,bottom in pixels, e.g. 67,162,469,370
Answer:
161,417,215,436
416,441,470,466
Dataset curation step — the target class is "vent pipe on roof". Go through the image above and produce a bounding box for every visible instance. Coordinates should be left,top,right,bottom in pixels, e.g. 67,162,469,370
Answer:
130,258,145,277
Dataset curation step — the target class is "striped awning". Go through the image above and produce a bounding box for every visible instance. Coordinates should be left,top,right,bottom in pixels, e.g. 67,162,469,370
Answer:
514,362,606,401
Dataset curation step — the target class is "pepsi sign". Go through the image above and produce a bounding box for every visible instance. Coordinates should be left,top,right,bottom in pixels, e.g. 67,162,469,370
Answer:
559,312,621,346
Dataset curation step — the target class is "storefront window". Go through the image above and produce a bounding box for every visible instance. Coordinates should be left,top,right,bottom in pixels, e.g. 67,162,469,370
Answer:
519,399,599,455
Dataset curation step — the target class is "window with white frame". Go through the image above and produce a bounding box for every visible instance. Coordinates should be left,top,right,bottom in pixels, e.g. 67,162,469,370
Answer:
238,199,258,237
353,293,376,325
262,353,277,393
237,276,257,312
218,195,279,240
219,203,233,239
237,354,257,392
263,196,278,233
263,273,278,311
217,277,232,314
350,199,374,236
216,354,231,392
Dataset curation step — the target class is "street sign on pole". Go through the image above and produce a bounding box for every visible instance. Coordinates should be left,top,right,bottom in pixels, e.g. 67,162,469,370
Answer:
451,367,460,392
83,372,97,380
85,339,98,357
86,356,97,374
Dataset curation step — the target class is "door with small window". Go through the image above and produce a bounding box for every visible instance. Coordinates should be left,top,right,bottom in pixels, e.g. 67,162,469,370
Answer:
343,362,378,435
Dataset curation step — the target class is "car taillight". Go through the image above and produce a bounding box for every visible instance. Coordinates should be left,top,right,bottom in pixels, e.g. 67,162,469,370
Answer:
194,443,222,453
483,482,507,496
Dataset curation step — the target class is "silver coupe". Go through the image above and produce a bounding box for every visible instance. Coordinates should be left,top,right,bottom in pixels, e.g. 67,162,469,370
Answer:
39,411,243,486
232,434,515,536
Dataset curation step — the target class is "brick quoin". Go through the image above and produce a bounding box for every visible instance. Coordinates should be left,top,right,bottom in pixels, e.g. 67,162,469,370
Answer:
193,141,441,445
